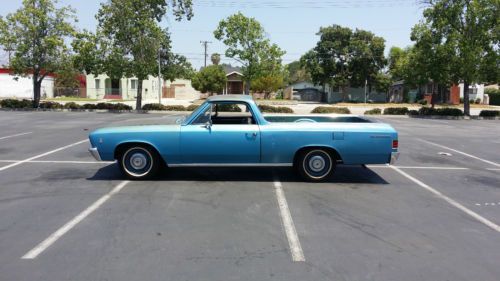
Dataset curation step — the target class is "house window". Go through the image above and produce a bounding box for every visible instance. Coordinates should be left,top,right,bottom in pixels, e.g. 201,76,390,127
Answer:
131,79,138,90
95,79,101,89
468,87,477,95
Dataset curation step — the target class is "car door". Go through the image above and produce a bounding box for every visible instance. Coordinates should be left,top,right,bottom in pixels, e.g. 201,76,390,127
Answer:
180,102,261,164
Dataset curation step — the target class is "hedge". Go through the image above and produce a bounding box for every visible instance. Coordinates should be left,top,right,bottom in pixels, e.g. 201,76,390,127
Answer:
0,99,33,108
479,110,500,117
383,107,409,115
258,104,294,113
311,106,351,114
417,107,464,116
364,108,382,115
186,104,200,111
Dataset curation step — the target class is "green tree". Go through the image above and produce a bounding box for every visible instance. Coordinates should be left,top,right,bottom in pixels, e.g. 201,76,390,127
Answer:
211,53,221,65
214,12,285,95
416,0,499,115
73,0,193,110
191,65,227,95
161,52,194,82
252,74,284,99
54,54,81,96
0,0,76,107
285,60,311,85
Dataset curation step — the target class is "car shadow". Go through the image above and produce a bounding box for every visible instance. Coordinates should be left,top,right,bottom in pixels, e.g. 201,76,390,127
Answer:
87,164,389,184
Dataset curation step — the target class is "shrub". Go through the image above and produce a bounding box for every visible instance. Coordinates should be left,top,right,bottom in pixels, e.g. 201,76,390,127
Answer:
64,102,82,109
165,105,186,111
142,103,166,111
417,107,463,116
475,98,481,104
408,110,419,115
364,108,382,115
82,103,97,110
311,106,351,114
486,89,500,105
217,104,242,112
258,104,294,113
383,107,409,115
39,101,63,109
417,99,428,105
479,110,500,117
187,104,200,111
95,102,132,110
0,99,32,108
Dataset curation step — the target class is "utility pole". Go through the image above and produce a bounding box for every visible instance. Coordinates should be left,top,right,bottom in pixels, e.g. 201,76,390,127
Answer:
200,41,212,68
158,48,162,104
364,79,368,104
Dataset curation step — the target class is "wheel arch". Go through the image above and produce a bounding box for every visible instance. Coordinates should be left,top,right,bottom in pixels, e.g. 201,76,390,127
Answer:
114,141,167,166
293,146,343,165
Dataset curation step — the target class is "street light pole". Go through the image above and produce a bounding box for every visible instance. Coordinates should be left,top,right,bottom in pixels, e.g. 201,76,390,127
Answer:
364,79,368,104
158,48,162,104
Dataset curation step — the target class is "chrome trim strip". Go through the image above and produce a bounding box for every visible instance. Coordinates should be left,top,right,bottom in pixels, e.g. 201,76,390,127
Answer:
169,163,293,168
390,152,400,165
88,147,102,161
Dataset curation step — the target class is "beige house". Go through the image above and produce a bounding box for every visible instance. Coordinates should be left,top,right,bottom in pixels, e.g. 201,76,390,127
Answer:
85,74,201,100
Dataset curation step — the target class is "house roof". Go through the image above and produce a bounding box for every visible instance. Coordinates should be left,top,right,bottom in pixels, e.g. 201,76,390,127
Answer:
222,65,243,76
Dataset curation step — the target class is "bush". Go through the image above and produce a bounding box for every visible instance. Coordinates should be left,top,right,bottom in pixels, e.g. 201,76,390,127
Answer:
486,88,500,105
417,99,428,105
0,99,32,108
142,103,166,111
94,102,132,110
311,106,351,114
64,102,82,110
364,108,382,115
475,98,481,104
417,107,463,116
408,110,419,115
165,105,186,111
258,104,294,113
82,103,97,110
39,101,64,109
217,104,242,112
187,104,200,111
383,107,409,115
479,110,500,117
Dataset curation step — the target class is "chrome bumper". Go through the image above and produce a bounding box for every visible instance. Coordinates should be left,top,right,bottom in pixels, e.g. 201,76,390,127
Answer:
390,152,400,165
88,147,101,161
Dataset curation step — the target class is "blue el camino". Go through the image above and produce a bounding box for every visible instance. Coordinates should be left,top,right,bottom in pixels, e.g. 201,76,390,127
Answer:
88,95,399,182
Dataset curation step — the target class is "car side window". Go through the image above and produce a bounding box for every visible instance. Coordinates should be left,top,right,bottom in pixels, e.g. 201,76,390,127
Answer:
191,104,214,125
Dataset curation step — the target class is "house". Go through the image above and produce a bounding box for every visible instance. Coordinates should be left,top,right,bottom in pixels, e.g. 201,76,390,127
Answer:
288,81,325,102
85,74,201,100
389,81,484,105
222,65,245,95
0,68,55,99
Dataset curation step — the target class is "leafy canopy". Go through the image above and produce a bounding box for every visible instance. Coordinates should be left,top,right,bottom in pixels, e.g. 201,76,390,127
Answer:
214,12,285,94
0,0,76,107
191,65,227,94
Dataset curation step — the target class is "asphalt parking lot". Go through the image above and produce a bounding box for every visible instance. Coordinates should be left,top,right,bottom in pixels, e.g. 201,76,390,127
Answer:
0,111,499,281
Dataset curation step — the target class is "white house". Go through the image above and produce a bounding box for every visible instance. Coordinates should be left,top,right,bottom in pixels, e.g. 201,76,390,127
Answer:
85,74,200,101
457,83,485,102
0,68,54,99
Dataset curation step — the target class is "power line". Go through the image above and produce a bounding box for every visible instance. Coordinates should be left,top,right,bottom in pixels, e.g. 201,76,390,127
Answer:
200,40,212,67
194,0,418,9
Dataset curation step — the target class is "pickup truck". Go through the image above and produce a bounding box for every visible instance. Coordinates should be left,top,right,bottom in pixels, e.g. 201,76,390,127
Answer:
88,95,399,182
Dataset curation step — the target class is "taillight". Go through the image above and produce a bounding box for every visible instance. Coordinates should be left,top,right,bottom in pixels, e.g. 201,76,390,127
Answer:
392,140,399,149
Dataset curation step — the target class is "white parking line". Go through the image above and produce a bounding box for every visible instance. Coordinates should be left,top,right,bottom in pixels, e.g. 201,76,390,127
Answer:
21,180,130,259
369,165,469,170
418,139,500,168
0,139,88,172
0,160,113,164
273,177,305,262
0,132,32,140
390,166,500,233
486,168,500,171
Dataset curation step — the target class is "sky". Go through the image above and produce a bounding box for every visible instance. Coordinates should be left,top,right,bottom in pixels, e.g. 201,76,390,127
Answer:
0,0,425,69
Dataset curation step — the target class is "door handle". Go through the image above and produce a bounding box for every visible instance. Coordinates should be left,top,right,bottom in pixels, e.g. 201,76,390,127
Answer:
246,132,258,138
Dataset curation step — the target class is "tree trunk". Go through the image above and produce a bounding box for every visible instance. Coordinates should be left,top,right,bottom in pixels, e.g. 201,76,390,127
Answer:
430,83,436,108
136,79,143,110
33,74,41,108
463,81,470,116
244,80,250,95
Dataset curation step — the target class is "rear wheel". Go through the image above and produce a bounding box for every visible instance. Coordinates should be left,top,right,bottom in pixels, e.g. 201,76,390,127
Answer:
295,149,335,182
119,145,160,180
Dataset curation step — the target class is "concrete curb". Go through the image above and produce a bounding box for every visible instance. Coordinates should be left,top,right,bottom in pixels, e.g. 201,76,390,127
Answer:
0,108,189,114
409,115,465,120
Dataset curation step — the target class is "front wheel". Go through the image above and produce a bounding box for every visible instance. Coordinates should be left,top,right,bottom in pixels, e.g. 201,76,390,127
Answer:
295,149,335,182
119,146,160,180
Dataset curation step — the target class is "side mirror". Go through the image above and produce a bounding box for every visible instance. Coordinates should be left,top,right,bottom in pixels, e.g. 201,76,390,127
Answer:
204,121,212,129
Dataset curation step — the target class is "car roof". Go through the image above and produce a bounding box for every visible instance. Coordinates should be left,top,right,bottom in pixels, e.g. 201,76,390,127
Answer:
207,95,254,102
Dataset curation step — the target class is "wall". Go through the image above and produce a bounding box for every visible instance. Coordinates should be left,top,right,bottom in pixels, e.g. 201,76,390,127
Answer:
0,73,54,99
